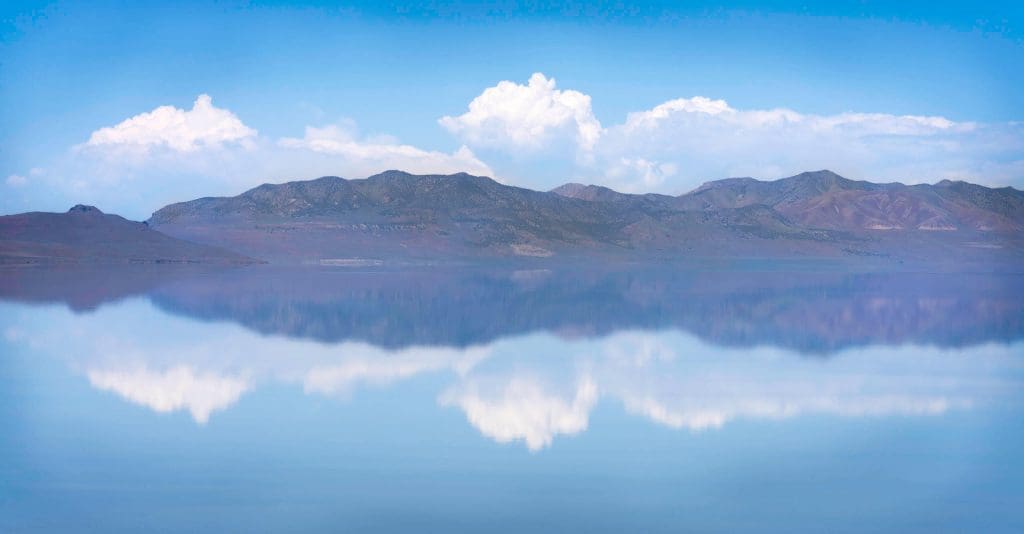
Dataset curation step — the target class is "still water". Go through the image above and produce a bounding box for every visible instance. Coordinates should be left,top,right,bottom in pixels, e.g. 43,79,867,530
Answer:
1,266,1022,532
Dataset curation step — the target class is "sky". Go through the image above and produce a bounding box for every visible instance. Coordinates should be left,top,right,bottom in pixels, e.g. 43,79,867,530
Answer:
1,0,1022,219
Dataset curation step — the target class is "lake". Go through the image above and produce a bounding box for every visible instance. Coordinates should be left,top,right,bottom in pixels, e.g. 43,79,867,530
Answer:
1,265,1022,532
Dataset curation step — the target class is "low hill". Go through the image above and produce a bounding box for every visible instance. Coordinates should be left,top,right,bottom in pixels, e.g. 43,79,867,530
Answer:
0,205,258,265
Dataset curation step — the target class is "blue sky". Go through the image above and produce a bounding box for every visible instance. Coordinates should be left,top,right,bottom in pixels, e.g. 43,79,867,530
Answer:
1,1,1022,219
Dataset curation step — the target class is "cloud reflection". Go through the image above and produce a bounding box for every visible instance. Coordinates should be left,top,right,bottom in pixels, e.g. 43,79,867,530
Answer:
87,365,249,424
440,377,598,451
599,331,983,432
3,300,1020,449
439,331,1015,448
302,346,489,396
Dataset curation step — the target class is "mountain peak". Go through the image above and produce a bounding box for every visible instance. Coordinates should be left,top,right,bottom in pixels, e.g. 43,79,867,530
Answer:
550,182,585,194
369,169,415,180
786,169,847,184
691,177,758,193
802,169,842,178
550,182,626,202
363,170,497,186
67,204,103,215
776,169,871,196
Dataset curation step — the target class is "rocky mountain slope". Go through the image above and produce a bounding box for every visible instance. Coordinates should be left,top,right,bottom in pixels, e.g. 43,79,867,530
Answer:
677,170,1024,232
148,170,1023,265
556,170,1024,233
0,205,257,264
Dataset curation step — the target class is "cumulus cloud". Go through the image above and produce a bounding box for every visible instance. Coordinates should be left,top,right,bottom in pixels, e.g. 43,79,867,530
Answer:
604,158,679,191
2,94,503,218
10,79,1023,219
433,75,1022,193
279,122,496,178
440,73,602,151
593,95,1021,192
619,96,973,135
83,94,257,153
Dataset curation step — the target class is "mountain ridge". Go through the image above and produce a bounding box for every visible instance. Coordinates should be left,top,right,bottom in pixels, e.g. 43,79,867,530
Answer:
146,169,1024,265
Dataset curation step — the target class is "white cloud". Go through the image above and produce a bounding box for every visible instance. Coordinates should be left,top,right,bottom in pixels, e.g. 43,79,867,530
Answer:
623,96,737,128
433,76,1021,193
593,95,1018,192
585,94,1024,192
4,96,502,218
604,158,678,191
83,94,257,152
439,72,602,151
10,80,1023,219
279,122,496,178
620,96,973,136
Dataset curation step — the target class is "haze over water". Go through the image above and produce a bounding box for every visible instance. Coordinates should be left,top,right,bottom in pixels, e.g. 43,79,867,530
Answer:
1,266,1022,532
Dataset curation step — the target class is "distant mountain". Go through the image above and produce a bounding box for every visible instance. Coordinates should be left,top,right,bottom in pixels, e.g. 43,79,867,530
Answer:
550,182,676,205
675,170,1024,233
149,170,1023,265
0,205,257,264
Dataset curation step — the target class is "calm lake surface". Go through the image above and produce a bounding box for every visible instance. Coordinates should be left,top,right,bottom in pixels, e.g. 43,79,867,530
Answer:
1,266,1022,532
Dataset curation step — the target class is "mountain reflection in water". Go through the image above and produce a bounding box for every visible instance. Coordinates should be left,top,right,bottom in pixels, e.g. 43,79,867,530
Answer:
3,265,1023,533
2,265,1022,450
4,265,1022,352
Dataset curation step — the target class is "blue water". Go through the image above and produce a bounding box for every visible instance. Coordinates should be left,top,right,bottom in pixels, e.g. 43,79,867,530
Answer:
1,267,1022,532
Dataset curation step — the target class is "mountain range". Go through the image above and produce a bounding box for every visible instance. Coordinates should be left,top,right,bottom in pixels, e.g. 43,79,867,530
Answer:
148,169,1023,265
2,170,1022,266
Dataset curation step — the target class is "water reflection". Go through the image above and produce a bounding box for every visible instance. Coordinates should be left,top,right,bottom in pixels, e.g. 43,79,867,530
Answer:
441,332,1018,450
86,365,250,424
3,286,1020,450
4,265,1021,353
4,266,1023,532
441,376,599,451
